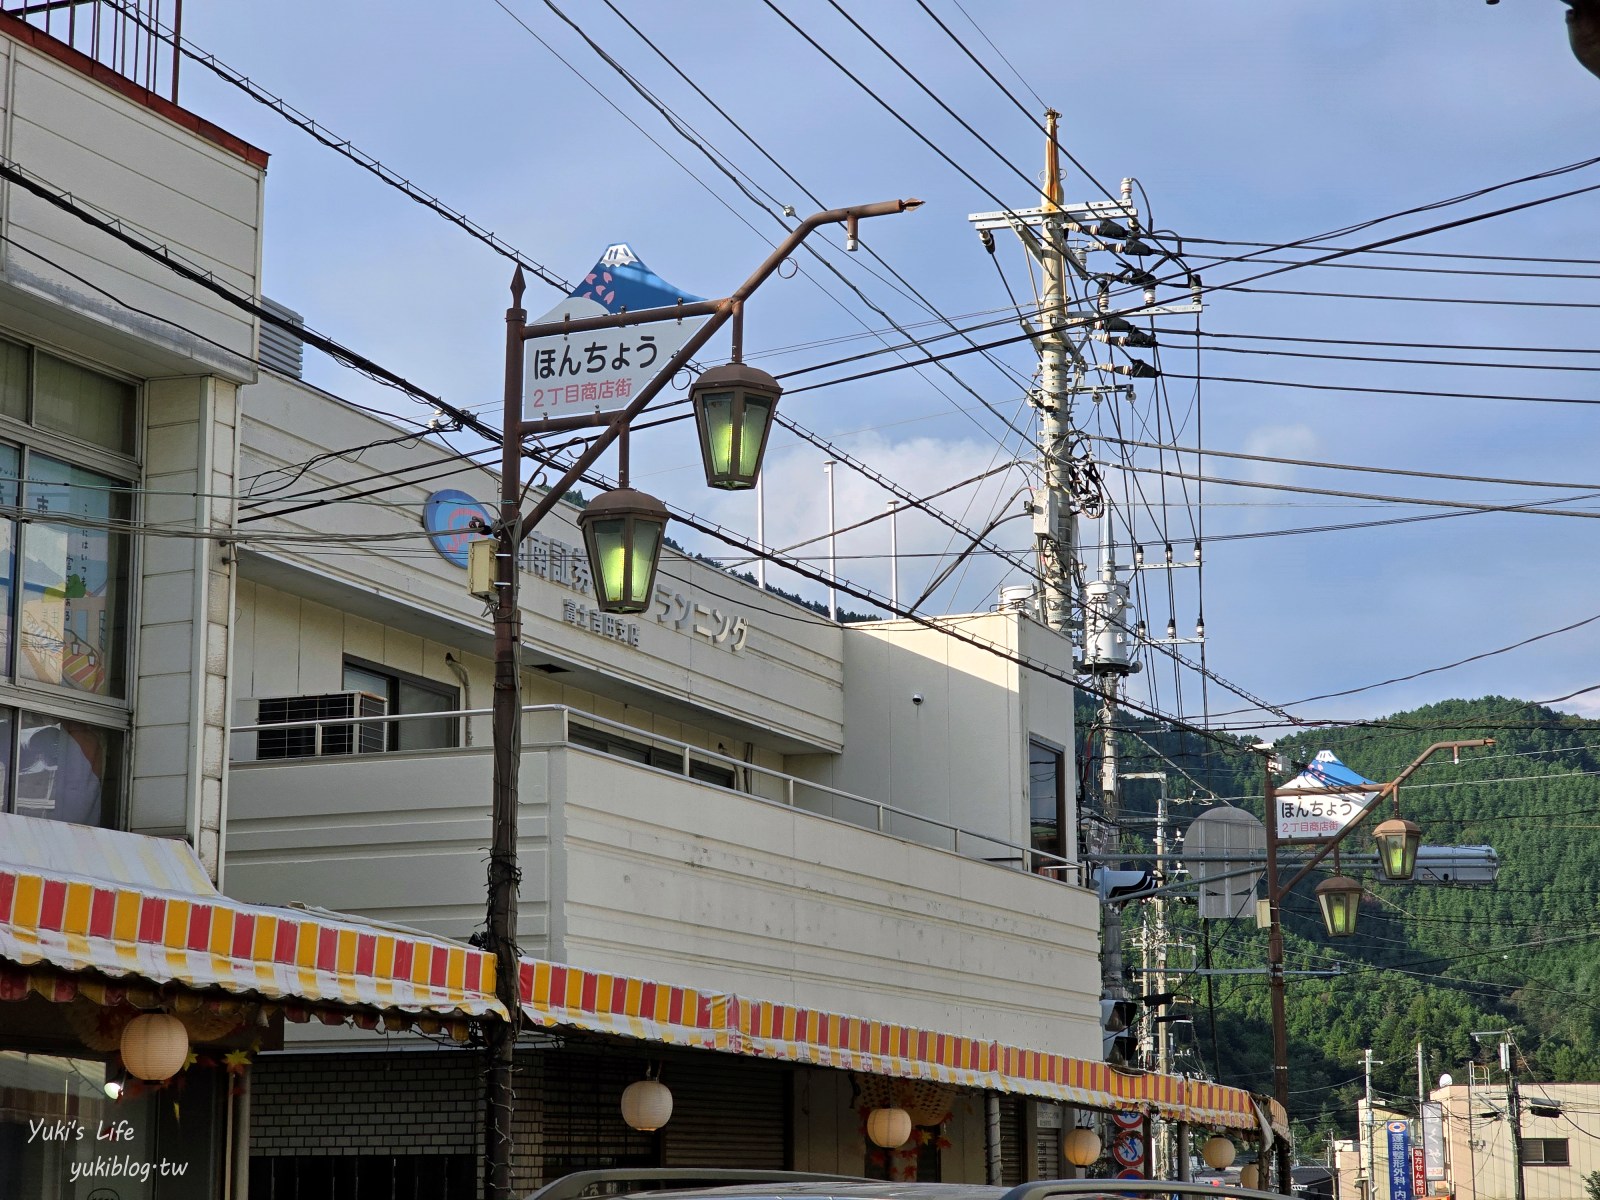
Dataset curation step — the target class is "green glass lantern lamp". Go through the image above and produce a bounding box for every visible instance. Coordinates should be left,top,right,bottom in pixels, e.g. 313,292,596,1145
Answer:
1314,874,1364,937
690,362,781,490
1373,816,1422,881
577,487,669,615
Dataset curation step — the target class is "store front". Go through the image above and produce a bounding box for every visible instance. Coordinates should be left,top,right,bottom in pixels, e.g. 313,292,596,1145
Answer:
0,812,505,1200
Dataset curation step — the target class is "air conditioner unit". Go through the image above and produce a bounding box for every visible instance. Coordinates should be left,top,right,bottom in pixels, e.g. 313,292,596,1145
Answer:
254,691,387,759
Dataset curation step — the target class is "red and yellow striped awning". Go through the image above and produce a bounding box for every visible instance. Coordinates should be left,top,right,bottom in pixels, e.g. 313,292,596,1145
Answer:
0,815,503,1019
517,959,1262,1132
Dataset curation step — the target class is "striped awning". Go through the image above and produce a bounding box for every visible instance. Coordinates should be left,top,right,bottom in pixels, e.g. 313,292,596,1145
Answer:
0,814,504,1019
518,958,1265,1133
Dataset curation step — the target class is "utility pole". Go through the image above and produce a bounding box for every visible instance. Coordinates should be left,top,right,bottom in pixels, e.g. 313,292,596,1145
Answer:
968,110,1199,1056
824,459,838,622
1502,1034,1527,1200
1363,1048,1384,1200
1129,771,1175,1174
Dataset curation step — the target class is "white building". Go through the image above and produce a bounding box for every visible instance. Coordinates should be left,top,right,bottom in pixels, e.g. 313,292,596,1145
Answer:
0,7,1267,1198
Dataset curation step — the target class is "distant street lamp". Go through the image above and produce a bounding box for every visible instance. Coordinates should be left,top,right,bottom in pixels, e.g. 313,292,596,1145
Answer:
1258,738,1492,1194
479,198,922,1200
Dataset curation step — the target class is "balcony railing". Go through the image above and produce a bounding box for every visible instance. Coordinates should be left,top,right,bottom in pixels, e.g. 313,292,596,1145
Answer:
231,702,1079,880
4,0,183,101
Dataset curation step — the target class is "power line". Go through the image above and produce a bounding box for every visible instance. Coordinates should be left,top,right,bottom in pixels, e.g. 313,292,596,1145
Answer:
1097,435,1600,495
106,0,570,292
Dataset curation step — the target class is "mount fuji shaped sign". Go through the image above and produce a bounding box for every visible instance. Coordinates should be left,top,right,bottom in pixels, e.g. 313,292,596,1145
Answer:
524,244,707,420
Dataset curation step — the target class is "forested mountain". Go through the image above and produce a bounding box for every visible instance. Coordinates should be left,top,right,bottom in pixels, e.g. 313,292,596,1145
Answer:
1086,695,1600,1153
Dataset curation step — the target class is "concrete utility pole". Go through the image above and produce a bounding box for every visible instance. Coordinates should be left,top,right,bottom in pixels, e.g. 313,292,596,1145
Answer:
1501,1034,1527,1200
1363,1048,1384,1200
969,110,1200,1046
1130,771,1176,1174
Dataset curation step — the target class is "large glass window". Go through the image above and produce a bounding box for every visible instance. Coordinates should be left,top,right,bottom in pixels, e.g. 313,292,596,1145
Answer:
570,721,738,789
0,1050,159,1198
35,348,138,454
1029,739,1067,865
342,660,460,752
0,336,137,831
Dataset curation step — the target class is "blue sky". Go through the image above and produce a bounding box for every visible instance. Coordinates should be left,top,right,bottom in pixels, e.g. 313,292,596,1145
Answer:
174,1,1600,734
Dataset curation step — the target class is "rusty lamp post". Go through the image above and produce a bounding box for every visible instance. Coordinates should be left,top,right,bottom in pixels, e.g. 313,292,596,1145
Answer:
1259,738,1492,1194
480,198,922,1200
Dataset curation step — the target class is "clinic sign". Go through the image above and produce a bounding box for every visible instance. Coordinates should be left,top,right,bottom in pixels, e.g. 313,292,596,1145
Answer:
1386,1121,1413,1200
524,244,708,419
1275,749,1379,841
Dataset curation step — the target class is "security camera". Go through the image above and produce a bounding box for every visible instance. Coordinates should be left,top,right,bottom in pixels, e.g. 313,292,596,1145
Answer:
911,693,924,705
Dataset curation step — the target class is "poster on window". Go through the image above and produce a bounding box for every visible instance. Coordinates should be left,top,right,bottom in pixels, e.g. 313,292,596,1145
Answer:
18,455,127,697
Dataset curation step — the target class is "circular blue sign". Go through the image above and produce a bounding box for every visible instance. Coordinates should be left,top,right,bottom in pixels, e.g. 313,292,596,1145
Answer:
423,489,493,568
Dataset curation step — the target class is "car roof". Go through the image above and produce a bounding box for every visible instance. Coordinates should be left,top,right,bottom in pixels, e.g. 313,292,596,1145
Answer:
529,1172,1288,1200
641,1187,1006,1200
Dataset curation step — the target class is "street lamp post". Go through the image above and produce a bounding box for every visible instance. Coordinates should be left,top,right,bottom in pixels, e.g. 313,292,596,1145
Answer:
481,198,921,1200
1260,738,1492,1195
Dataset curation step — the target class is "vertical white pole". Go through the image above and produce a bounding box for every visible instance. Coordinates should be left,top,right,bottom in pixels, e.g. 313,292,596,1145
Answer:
824,460,838,621
756,471,767,590
888,499,899,611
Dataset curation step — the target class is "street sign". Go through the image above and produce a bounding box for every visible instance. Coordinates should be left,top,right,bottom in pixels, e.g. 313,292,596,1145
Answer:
1421,1101,1447,1179
1387,1120,1414,1200
1275,750,1378,841
524,244,707,420
1186,805,1266,919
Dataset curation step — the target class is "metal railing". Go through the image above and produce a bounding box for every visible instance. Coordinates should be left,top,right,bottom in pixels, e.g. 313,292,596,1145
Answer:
231,702,1080,881
5,0,182,102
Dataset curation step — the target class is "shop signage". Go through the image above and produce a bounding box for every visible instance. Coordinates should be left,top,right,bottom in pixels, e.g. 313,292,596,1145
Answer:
431,499,749,654
524,243,707,419
1275,750,1378,841
525,530,747,653
1387,1120,1414,1200
1421,1101,1446,1179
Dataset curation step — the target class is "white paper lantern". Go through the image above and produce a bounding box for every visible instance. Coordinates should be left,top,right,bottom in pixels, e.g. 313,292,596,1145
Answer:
1064,1125,1103,1167
1238,1163,1261,1189
1201,1135,1236,1170
866,1106,912,1148
620,1078,673,1131
120,1013,189,1081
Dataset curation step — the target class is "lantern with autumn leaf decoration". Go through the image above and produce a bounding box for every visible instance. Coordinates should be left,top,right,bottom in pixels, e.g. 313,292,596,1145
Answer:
120,1012,189,1081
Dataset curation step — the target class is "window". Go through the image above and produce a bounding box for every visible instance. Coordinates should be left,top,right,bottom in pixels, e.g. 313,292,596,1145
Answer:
250,1154,476,1200
1029,739,1067,863
570,722,737,789
341,660,459,751
0,1051,164,1195
1520,1138,1569,1165
0,337,136,830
